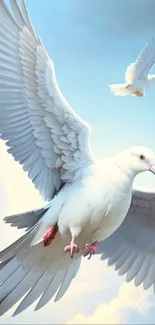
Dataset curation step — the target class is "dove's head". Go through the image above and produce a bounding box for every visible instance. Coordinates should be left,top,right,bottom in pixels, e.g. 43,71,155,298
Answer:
115,146,155,178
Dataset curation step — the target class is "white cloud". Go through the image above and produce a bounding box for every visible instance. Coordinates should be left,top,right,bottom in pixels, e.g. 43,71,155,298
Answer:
68,283,154,324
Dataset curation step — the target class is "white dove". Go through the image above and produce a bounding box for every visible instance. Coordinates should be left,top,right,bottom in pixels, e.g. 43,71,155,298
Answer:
109,36,155,97
1,0,155,318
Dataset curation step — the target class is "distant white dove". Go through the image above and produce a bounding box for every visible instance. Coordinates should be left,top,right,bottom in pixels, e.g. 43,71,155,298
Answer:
109,37,155,97
1,0,155,318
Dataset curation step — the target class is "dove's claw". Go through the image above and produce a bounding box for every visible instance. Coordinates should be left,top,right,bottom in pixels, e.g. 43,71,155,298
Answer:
64,236,79,258
83,243,96,259
43,224,58,247
83,241,100,259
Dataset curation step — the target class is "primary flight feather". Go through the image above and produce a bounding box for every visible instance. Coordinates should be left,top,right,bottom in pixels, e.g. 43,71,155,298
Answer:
109,36,155,97
1,0,155,317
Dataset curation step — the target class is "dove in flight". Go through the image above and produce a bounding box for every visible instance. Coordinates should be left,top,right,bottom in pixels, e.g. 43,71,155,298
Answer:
1,0,155,317
109,36,155,97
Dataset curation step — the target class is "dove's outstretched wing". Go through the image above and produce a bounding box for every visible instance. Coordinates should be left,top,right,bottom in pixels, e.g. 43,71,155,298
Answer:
97,187,155,292
125,36,155,83
0,0,93,317
0,0,93,202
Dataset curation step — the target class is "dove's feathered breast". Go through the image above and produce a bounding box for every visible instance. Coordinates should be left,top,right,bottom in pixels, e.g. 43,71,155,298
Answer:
56,159,134,242
36,158,134,243
88,159,133,241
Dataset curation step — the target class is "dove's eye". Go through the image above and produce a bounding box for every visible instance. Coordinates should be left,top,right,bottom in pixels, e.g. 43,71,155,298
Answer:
140,154,145,160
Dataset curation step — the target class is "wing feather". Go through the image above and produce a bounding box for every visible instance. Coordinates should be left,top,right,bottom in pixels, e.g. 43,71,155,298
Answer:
0,233,82,316
97,187,155,292
126,37,155,82
0,0,93,201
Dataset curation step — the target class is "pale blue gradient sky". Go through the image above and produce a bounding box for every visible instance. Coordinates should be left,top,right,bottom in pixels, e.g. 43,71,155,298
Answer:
1,0,155,324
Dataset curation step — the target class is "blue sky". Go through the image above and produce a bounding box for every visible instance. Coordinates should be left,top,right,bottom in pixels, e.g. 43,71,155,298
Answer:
1,0,155,324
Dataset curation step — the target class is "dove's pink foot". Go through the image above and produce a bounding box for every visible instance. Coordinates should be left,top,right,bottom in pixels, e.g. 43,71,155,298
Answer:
83,241,100,259
64,236,79,258
133,91,144,97
43,224,58,247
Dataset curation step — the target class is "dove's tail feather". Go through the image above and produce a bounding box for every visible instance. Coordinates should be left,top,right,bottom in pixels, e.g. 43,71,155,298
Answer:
0,204,51,263
0,202,82,316
109,83,133,96
0,222,41,264
3,204,50,231
0,227,81,317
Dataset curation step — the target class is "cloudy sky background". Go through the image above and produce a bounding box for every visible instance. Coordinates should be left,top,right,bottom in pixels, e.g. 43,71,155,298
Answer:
1,0,155,323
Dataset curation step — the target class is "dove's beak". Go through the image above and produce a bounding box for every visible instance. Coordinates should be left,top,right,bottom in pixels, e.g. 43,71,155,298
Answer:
148,165,155,174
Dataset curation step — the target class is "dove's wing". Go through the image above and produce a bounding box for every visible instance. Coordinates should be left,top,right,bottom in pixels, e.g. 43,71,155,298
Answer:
97,187,155,292
0,0,93,201
125,37,155,82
